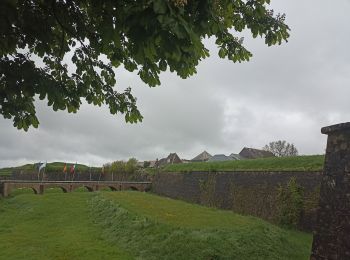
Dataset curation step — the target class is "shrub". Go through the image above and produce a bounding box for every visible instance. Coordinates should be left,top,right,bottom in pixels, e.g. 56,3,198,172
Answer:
277,177,304,228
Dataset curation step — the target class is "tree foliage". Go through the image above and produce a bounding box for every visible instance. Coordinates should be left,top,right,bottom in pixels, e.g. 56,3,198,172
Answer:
0,0,289,130
110,160,126,173
125,158,138,174
263,140,298,157
104,158,138,174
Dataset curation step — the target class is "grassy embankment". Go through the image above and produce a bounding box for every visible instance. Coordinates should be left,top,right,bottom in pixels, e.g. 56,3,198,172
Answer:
0,190,312,259
0,162,99,176
1,155,325,176
163,155,325,172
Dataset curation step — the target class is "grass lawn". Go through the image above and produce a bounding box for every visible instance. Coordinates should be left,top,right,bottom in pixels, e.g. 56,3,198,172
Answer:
0,190,132,260
163,155,325,172
0,190,313,259
0,167,15,176
0,162,101,176
95,191,312,259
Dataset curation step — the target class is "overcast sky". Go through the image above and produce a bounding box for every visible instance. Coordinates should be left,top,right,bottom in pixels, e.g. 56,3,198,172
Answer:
1,0,350,168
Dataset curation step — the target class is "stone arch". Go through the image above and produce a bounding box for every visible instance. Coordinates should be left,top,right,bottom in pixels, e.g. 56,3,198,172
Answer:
83,185,94,192
71,185,94,192
59,186,68,193
129,186,139,191
31,187,39,194
10,186,35,195
108,186,118,191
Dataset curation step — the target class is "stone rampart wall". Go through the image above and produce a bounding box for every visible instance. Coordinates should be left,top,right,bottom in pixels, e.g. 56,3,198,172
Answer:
152,171,322,231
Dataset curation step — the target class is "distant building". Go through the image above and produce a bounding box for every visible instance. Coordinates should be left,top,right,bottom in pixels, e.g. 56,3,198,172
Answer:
239,147,275,159
157,153,183,167
136,161,144,168
148,160,157,168
207,154,234,162
191,151,212,162
181,159,191,163
229,153,244,160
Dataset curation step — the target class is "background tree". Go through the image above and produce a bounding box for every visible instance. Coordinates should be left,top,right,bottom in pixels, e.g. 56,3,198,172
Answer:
125,158,138,174
111,160,126,174
263,140,298,157
102,162,111,174
0,0,289,130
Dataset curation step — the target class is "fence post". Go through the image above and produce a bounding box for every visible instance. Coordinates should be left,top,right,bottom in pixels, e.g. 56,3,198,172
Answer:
310,122,350,259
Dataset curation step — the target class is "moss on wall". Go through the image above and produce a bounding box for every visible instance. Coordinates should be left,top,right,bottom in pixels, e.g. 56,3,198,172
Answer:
198,173,217,207
152,171,322,231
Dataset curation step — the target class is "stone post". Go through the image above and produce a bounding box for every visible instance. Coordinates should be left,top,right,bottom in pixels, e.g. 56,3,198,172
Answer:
310,122,350,259
0,182,4,197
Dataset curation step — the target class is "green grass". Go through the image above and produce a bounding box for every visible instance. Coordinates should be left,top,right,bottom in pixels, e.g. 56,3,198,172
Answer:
0,162,101,176
0,155,325,176
0,163,38,176
0,190,312,259
0,191,132,260
93,192,312,259
163,155,325,172
0,168,12,176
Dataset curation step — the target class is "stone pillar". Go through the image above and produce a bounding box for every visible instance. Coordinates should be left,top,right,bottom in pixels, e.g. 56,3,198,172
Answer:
2,183,11,197
0,182,4,197
310,122,350,259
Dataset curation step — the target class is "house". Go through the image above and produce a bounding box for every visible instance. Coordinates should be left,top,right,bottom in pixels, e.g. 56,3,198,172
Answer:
239,147,275,159
229,153,244,160
207,154,234,162
148,160,157,168
181,159,191,163
136,161,144,168
191,151,212,162
157,153,183,167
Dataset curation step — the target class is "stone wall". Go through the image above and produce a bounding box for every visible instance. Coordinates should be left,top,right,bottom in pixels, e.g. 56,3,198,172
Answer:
152,171,322,231
311,122,350,259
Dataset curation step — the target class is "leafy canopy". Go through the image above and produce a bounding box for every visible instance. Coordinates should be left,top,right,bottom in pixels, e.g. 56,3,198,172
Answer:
0,0,289,130
263,140,299,157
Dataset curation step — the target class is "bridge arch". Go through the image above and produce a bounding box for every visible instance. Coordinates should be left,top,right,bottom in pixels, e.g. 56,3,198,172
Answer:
29,186,40,195
59,186,68,193
108,186,118,191
1,181,151,197
15,187,39,195
83,185,94,192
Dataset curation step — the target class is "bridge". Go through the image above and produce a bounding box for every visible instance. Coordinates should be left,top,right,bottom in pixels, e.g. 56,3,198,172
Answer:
0,180,152,197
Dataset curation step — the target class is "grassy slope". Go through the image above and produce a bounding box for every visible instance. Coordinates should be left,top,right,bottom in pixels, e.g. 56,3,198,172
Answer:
0,162,100,176
0,191,132,260
163,155,325,172
95,191,312,259
0,190,312,259
0,155,324,176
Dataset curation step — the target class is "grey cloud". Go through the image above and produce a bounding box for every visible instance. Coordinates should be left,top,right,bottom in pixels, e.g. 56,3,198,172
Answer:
1,0,349,167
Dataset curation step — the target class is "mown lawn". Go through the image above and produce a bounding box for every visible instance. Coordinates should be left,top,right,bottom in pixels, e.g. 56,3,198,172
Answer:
0,190,313,259
163,155,325,172
0,190,132,260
